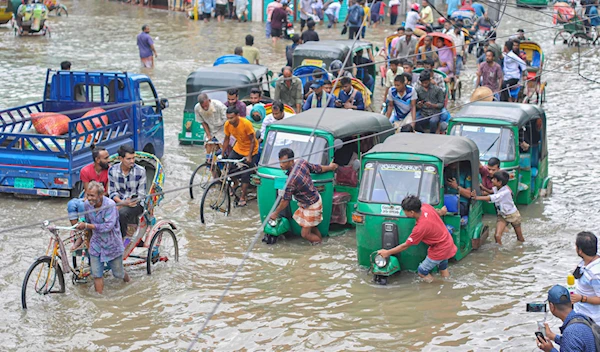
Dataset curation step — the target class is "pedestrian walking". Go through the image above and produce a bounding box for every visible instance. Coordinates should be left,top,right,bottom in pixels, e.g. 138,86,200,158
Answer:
215,0,227,21
242,34,260,64
235,0,248,21
200,0,215,21
137,24,157,68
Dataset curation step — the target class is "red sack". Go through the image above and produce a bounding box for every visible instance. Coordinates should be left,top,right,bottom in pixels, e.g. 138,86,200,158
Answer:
76,108,109,143
31,112,71,136
76,107,109,134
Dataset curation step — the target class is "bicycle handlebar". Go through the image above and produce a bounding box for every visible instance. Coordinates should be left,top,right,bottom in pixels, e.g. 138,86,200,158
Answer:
217,158,246,164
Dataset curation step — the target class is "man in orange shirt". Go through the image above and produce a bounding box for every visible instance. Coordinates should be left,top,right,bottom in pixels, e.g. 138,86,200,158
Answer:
222,105,259,207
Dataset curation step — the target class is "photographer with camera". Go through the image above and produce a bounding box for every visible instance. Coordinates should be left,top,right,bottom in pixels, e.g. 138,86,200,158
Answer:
571,231,600,322
536,285,597,352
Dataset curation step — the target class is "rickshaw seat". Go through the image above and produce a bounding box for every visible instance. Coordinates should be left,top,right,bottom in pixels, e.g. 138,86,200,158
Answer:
531,52,541,67
444,194,460,214
331,192,351,225
335,166,358,187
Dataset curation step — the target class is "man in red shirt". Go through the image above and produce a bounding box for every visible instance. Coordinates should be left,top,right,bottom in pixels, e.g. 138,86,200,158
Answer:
67,145,110,225
377,195,457,282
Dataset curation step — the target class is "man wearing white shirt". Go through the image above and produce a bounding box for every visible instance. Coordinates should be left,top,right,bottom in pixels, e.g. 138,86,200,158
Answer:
570,231,600,323
500,40,526,102
324,0,342,28
259,100,292,144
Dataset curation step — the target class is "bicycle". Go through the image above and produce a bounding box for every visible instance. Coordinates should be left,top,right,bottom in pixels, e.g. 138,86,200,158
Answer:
199,157,257,224
22,152,179,309
189,140,222,199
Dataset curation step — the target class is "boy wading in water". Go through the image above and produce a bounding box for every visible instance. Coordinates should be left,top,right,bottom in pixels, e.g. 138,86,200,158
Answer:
471,170,524,245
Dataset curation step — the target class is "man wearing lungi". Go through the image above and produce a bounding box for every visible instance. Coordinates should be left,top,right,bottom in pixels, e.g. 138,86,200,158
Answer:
270,148,339,244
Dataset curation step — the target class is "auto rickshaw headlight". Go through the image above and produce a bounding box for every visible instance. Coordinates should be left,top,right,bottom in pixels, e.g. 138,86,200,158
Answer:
375,254,387,268
268,219,278,227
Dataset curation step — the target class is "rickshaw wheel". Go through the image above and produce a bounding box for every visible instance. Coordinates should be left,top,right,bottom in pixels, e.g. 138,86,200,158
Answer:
146,228,178,275
553,30,570,45
22,257,65,309
200,180,231,224
189,162,214,199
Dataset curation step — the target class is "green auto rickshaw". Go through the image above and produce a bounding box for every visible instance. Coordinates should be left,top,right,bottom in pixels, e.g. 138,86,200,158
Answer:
178,64,271,145
257,108,393,244
291,40,377,85
448,102,551,214
354,133,489,285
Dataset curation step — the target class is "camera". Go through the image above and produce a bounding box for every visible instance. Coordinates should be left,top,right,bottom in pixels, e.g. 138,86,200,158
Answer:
526,302,547,313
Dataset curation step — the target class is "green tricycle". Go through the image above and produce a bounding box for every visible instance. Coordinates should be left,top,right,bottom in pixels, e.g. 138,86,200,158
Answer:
449,102,551,214
257,108,393,244
178,64,272,145
354,133,489,285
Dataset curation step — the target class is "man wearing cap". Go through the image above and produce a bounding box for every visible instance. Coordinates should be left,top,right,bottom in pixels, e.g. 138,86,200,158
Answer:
303,81,335,111
394,28,418,61
537,285,597,352
415,71,446,133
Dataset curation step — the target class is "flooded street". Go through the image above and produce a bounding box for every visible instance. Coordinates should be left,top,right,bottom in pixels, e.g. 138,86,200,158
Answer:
0,1,599,350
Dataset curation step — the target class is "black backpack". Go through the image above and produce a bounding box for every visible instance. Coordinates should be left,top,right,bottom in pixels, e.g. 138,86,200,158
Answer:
566,315,600,351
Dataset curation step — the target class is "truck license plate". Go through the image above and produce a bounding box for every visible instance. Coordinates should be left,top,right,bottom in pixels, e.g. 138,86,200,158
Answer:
15,178,35,189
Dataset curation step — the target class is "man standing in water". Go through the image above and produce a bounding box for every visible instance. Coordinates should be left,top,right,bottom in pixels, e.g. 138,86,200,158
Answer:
76,181,130,294
377,196,455,282
270,148,338,244
137,24,157,68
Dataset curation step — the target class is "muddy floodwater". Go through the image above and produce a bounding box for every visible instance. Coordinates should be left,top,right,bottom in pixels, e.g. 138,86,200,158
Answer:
0,1,599,350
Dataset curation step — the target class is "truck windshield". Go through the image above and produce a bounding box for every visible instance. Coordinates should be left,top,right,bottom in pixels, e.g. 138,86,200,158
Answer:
260,131,328,168
450,124,516,161
359,162,440,205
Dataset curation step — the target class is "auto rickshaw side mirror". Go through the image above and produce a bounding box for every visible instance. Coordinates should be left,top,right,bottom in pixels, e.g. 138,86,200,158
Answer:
160,98,169,110
375,46,380,52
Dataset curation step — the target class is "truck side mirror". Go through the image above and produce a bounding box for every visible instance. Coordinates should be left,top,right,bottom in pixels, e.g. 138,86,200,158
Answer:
160,98,169,110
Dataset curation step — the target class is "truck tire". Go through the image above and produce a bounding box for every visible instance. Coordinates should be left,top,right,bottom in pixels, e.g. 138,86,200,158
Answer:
70,181,83,198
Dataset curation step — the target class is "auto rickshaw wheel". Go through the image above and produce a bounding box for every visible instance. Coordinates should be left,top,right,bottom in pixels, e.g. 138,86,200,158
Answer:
374,275,388,285
262,234,278,245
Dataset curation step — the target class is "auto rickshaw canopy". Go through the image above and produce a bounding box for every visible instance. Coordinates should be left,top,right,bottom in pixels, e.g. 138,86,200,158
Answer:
272,108,392,139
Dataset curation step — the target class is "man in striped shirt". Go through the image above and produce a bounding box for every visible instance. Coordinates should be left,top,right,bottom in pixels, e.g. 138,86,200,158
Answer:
385,74,417,127
108,144,146,238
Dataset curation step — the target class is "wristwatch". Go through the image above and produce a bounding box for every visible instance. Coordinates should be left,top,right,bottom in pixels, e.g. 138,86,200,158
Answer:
583,296,588,303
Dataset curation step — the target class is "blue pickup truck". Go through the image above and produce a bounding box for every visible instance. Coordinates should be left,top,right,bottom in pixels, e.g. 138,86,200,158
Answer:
0,69,167,197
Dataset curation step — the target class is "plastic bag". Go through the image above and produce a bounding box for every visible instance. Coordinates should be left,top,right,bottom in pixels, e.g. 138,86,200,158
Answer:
31,112,71,136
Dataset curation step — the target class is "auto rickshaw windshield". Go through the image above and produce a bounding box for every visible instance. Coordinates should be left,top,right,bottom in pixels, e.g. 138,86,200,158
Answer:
260,131,329,168
358,162,440,205
450,124,516,162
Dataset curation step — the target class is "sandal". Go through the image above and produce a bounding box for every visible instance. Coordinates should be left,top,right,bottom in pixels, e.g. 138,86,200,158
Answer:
237,199,247,207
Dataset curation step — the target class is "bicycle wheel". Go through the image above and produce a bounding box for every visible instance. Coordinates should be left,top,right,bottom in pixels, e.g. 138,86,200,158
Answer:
570,32,593,46
189,162,212,199
200,180,231,224
554,30,570,45
22,256,65,309
146,228,179,275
